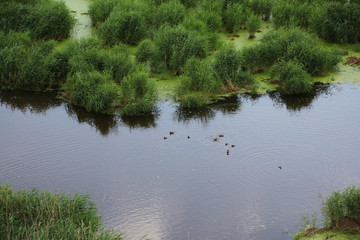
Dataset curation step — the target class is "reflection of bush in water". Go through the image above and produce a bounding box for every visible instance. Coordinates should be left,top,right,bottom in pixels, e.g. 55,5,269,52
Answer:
268,83,338,112
0,90,61,114
120,113,157,129
65,104,119,136
175,95,241,123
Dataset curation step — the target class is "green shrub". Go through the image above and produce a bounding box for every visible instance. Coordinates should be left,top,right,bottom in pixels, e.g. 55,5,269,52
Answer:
120,70,158,116
248,0,273,21
223,3,246,33
88,0,118,26
30,1,74,40
213,46,242,83
241,29,341,76
181,57,215,92
152,25,209,71
180,94,208,109
246,12,261,38
271,60,313,95
104,45,134,81
136,39,155,63
321,185,360,228
154,0,185,27
197,0,223,31
65,71,116,113
272,0,313,29
0,0,74,40
0,32,56,89
0,184,122,239
310,2,360,43
100,10,146,45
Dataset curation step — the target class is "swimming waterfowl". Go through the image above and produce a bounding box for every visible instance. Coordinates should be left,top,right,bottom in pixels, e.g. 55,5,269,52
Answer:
170,131,174,135
227,149,229,155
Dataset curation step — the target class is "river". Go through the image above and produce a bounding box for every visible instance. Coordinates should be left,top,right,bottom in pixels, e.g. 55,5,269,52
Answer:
1,83,359,240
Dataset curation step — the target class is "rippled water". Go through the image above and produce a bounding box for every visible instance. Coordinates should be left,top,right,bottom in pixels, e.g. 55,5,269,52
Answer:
0,83,360,240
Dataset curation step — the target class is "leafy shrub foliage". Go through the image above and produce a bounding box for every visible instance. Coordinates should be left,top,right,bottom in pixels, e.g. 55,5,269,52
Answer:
0,184,122,239
241,29,341,76
152,25,209,71
321,185,360,228
0,0,74,40
311,2,360,43
136,39,155,63
88,0,118,26
246,12,261,38
120,71,158,116
65,71,116,113
272,0,313,29
154,0,186,27
0,32,55,89
271,60,313,95
100,10,146,45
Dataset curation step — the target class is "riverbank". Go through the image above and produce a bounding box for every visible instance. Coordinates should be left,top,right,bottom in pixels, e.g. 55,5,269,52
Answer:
294,228,360,240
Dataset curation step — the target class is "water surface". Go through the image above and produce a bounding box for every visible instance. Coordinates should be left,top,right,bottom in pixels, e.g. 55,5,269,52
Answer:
0,84,359,240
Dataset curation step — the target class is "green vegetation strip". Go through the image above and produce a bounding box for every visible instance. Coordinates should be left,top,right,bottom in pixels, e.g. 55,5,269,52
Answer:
0,184,122,239
1,0,360,114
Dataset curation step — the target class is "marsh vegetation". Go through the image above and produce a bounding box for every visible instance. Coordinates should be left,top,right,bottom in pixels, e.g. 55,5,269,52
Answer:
1,0,360,112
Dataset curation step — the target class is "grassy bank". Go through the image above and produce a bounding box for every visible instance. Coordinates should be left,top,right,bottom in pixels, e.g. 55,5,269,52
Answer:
293,185,360,240
0,184,122,240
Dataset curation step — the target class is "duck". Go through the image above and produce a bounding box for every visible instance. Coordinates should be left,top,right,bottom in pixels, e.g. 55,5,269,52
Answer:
170,131,174,135
164,137,167,140
227,149,230,155
219,134,224,137
231,145,235,148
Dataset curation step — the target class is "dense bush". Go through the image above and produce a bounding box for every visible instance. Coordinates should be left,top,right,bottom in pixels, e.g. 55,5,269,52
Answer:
0,32,56,89
213,46,242,83
181,58,217,92
120,71,158,116
0,184,122,239
321,185,360,228
0,0,74,40
88,0,118,26
248,0,273,21
65,71,116,113
271,60,313,94
246,12,261,38
272,0,313,29
241,29,341,76
197,0,223,31
100,10,146,45
136,39,155,63
223,3,245,33
154,0,185,27
152,25,209,71
311,2,360,43
180,94,208,109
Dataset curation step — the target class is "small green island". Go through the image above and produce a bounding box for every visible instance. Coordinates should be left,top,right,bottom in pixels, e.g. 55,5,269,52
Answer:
1,0,360,239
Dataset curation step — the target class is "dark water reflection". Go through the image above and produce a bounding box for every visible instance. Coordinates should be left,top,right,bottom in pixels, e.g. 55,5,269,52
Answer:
1,84,360,240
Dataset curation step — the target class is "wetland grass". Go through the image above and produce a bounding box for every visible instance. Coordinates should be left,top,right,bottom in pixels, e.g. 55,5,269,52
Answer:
0,184,122,240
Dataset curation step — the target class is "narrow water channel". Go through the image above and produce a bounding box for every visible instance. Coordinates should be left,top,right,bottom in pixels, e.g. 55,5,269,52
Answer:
1,83,359,240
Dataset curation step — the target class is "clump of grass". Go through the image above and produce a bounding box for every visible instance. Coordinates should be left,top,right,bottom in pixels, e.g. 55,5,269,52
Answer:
0,184,122,239
311,2,360,43
241,28,341,76
180,94,208,109
321,185,360,228
271,60,313,95
246,12,261,38
64,71,117,113
151,24,209,72
272,0,313,29
120,70,158,116
154,0,186,27
100,10,147,46
0,32,56,89
135,39,155,63
0,0,74,40
88,0,118,26
223,3,248,33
